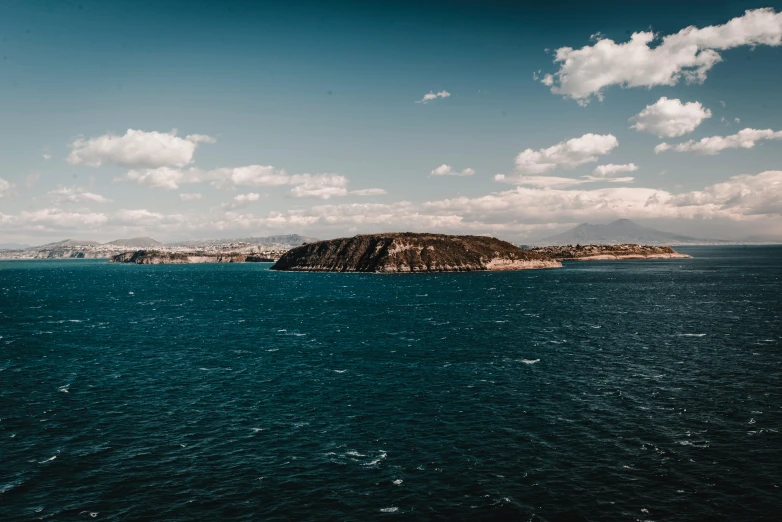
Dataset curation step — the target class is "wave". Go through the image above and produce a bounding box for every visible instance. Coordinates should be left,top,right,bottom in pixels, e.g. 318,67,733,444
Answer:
521,359,540,365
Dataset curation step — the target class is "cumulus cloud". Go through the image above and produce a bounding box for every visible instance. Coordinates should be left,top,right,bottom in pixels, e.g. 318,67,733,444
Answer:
42,153,52,160
288,174,348,199
124,167,191,190
514,133,618,174
0,177,12,198
180,192,203,201
47,186,112,204
592,163,639,177
234,193,261,203
206,165,291,189
430,164,475,176
656,128,782,155
213,170,782,234
629,97,712,137
120,163,379,201
542,8,782,103
667,170,782,216
114,208,185,226
224,192,263,209
68,129,215,168
416,90,451,104
6,171,782,239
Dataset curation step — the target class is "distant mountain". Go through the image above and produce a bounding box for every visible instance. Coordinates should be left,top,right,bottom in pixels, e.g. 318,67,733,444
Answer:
0,243,30,250
167,234,319,249
532,219,721,245
741,234,782,244
34,239,102,248
105,237,162,248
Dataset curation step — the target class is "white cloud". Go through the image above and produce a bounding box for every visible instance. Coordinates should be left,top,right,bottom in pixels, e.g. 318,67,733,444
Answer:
735,118,741,124
430,164,475,176
542,8,782,103
667,171,782,216
114,209,185,226
495,173,634,188
20,208,108,228
124,167,189,190
515,133,618,174
416,90,451,104
47,186,112,204
0,177,12,198
656,128,782,155
180,193,203,201
184,134,217,144
350,188,387,196
42,153,52,160
207,165,291,189
5,171,782,240
121,163,373,201
234,193,261,203
629,97,712,138
67,129,215,168
592,163,639,177
288,174,348,199
494,175,592,188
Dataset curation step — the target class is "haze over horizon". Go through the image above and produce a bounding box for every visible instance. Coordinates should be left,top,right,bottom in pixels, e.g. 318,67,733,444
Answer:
2,0,782,244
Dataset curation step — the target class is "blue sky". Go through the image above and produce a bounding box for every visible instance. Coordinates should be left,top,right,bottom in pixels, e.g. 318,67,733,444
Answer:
1,0,782,243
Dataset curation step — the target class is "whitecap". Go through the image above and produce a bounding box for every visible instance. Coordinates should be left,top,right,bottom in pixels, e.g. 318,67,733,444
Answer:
251,428,266,433
364,451,387,466
346,450,366,457
380,507,399,513
521,359,540,365
678,333,706,337
40,455,57,463
392,479,403,485
58,385,70,393
333,370,347,373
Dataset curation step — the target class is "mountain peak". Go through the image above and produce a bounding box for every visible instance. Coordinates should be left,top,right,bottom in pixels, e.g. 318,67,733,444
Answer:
534,220,707,245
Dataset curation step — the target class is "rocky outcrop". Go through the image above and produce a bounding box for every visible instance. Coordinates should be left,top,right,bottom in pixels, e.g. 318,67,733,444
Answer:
109,250,277,264
529,244,691,261
270,233,562,273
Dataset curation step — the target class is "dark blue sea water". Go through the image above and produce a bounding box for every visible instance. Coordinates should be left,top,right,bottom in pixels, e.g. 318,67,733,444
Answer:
1,246,780,521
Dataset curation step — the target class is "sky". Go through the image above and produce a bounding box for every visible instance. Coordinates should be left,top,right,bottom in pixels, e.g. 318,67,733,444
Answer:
1,0,782,244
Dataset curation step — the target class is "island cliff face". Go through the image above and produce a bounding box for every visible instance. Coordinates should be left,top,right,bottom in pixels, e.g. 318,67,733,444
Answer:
270,233,562,273
109,251,276,264
529,244,691,261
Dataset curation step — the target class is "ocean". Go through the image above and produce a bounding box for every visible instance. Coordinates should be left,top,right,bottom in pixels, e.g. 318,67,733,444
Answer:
1,246,780,520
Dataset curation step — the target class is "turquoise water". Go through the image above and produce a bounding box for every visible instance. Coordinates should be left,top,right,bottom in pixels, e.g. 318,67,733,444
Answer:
1,246,780,520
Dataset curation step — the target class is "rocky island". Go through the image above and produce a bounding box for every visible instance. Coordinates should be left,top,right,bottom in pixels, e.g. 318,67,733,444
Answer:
270,233,562,272
109,251,277,264
529,244,691,261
